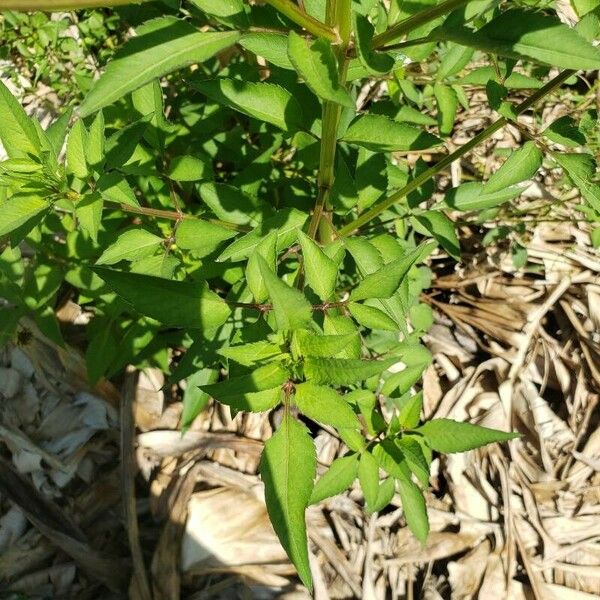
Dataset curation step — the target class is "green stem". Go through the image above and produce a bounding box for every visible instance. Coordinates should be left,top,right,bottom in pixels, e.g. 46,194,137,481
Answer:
306,0,352,239
338,69,575,236
372,0,471,49
0,0,145,8
263,0,338,42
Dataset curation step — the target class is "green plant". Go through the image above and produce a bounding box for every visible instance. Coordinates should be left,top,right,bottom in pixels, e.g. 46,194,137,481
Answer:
1,0,599,591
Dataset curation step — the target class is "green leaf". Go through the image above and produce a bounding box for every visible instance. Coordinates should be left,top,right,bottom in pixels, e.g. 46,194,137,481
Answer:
261,415,316,591
76,192,103,243
341,115,442,153
0,195,48,237
369,477,396,513
287,31,354,107
246,230,278,303
358,450,380,512
350,242,435,301
414,212,460,260
294,330,359,358
347,389,386,436
554,153,600,213
348,302,399,331
168,155,211,182
397,474,429,543
543,116,587,148
87,111,105,170
239,33,293,70
354,13,395,75
304,356,396,386
97,173,139,208
96,228,163,265
218,340,283,366
437,44,474,80
323,314,362,358
45,108,72,157
309,454,358,504
416,418,520,453
434,83,458,137
181,368,218,433
66,119,88,179
0,80,40,159
396,437,429,488
92,268,231,330
194,78,303,132
444,182,523,212
459,67,543,89
200,362,287,412
258,256,313,331
200,182,263,227
80,18,240,117
398,392,423,429
190,0,247,28
294,382,359,429
433,9,600,70
175,219,237,258
485,141,543,194
297,230,338,300
381,363,429,398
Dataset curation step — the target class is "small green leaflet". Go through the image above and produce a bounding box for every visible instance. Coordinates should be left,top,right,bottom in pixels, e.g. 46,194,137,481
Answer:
416,418,520,453
443,182,523,212
350,242,436,301
309,454,358,504
341,115,442,153
358,450,380,512
434,83,458,137
261,415,316,592
396,437,429,488
92,267,231,330
354,13,395,75
433,9,600,70
294,330,359,358
218,340,283,366
485,142,543,195
175,219,237,258
246,230,278,302
66,119,88,179
190,0,248,28
459,67,543,89
304,356,397,386
200,363,287,412
414,212,460,260
397,475,429,543
80,18,240,117
258,256,313,331
294,382,359,429
369,478,396,513
76,192,103,243
543,116,587,148
348,302,399,331
181,368,218,433
323,314,362,358
398,392,423,429
97,173,139,207
297,230,338,300
0,196,48,237
168,155,211,182
239,33,293,70
96,228,164,265
194,78,303,132
287,31,354,108
554,153,600,213
0,80,40,159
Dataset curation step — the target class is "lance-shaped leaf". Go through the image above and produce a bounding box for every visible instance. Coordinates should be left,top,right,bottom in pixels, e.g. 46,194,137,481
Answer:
200,362,287,412
294,330,360,358
432,9,600,70
92,268,231,330
309,454,358,504
443,182,524,212
96,228,164,265
554,153,600,213
354,13,395,75
341,115,442,153
194,78,303,132
484,141,543,195
287,31,354,107
369,478,396,514
175,219,237,258
396,437,430,488
304,356,397,386
218,340,283,367
294,382,359,429
66,119,88,179
297,230,338,300
80,18,240,116
414,211,460,260
358,450,380,512
261,416,316,591
0,80,40,159
415,418,520,453
350,242,435,301
323,314,362,358
240,33,294,70
0,196,49,237
434,83,458,137
258,256,313,331
246,230,278,302
397,473,429,543
190,0,248,28
348,302,399,331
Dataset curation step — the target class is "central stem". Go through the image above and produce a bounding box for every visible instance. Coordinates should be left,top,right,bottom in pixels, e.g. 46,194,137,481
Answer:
307,0,352,240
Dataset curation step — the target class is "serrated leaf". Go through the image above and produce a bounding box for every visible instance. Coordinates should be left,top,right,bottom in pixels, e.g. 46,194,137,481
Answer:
346,389,386,435
554,152,600,212
97,173,139,207
168,155,211,182
76,192,103,243
258,256,313,331
414,211,460,260
398,392,423,429
294,382,359,429
239,33,293,69
194,78,303,132
304,356,396,386
175,219,237,258
354,13,395,75
397,474,429,543
287,31,354,107
0,195,49,237
444,182,524,211
348,302,399,331
92,267,231,330
181,368,218,433
323,314,362,358
246,230,278,302
200,362,287,412
80,18,240,117
485,141,543,195
190,0,247,28
66,119,88,179
96,228,163,265
218,341,282,366
396,437,429,487
358,450,380,512
543,116,587,148
350,242,435,301
261,416,316,591
0,80,40,159
309,454,358,504
381,363,429,397
294,330,359,358
369,477,396,513
341,115,442,153
416,418,520,453
297,230,338,300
